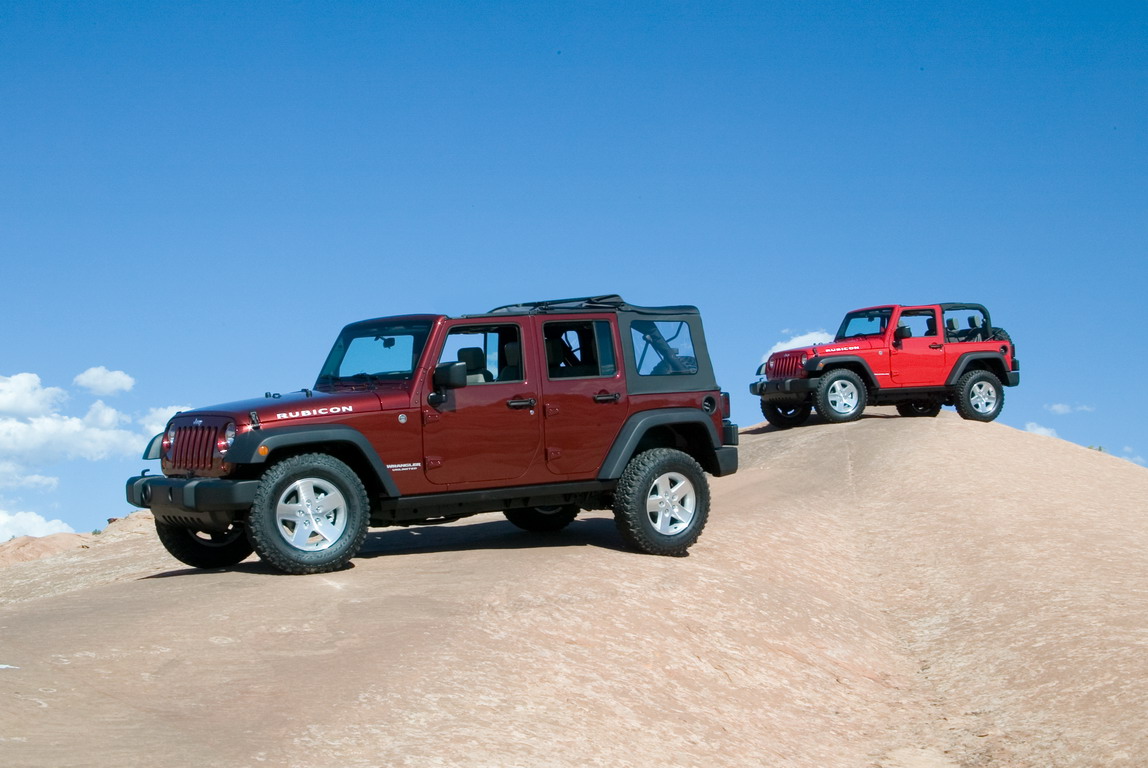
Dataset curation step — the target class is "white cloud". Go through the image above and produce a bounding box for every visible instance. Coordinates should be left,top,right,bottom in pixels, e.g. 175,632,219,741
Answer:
765,330,834,359
0,373,67,417
1045,403,1095,416
139,405,192,436
0,409,144,463
1025,422,1059,438
1,507,75,540
74,366,135,396
0,461,58,490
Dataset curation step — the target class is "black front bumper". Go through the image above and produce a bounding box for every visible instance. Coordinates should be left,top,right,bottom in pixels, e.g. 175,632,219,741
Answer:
749,377,819,399
126,474,259,531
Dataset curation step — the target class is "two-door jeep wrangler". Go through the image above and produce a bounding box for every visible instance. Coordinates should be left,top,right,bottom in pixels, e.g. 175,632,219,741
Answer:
127,295,739,574
750,303,1019,429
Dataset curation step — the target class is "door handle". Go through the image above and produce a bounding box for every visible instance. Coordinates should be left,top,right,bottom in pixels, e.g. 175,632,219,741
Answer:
929,343,944,349
506,398,537,409
593,392,621,403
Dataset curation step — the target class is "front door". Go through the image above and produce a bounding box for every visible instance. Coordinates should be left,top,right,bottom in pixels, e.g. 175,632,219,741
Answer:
889,307,948,386
422,321,541,486
535,316,629,476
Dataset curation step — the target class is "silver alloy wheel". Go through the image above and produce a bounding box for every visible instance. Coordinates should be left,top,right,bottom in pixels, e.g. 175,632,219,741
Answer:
274,478,350,552
969,381,999,414
826,379,860,415
646,471,696,535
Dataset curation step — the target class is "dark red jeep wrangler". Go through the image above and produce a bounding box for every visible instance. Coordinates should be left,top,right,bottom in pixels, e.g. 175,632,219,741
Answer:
127,296,738,574
750,303,1019,429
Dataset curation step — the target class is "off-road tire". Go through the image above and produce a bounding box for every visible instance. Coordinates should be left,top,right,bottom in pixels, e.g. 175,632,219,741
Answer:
814,369,867,423
154,520,254,569
761,399,813,430
613,448,709,557
896,401,942,418
247,453,370,574
504,505,578,532
955,370,1004,422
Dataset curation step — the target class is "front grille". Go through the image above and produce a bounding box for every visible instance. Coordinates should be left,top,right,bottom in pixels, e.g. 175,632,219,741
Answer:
770,354,805,380
171,425,217,470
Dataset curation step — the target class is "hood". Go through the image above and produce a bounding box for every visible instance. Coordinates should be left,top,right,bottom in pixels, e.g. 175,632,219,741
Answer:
175,387,410,429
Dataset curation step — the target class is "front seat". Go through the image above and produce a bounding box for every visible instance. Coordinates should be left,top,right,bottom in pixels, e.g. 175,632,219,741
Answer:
458,347,492,384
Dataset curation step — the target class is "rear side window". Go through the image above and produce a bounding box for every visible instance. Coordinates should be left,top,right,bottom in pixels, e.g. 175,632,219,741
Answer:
630,320,698,376
544,320,617,379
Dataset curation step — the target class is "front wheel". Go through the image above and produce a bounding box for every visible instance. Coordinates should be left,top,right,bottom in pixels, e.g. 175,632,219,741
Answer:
761,399,813,429
955,370,1004,422
504,505,578,532
613,448,710,557
247,453,370,574
155,520,254,569
815,369,867,423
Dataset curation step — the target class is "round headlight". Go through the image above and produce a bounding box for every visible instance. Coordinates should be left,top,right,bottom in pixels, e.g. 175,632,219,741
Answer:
162,424,177,456
217,422,236,455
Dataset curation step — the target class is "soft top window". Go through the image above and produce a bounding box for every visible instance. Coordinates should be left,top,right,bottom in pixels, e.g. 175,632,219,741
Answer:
630,320,698,376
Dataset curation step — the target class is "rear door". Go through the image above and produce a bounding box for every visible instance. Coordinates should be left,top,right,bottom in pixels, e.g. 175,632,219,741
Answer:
889,306,948,386
534,316,629,476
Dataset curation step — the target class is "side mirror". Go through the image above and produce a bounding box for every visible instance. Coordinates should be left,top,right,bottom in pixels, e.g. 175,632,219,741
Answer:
428,361,467,407
894,325,912,341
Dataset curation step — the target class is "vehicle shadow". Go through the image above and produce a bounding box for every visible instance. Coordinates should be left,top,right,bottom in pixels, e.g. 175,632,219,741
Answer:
742,409,899,435
356,515,628,559
142,515,628,579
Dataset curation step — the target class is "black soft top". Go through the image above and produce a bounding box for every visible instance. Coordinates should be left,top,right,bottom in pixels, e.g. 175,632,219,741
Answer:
484,294,699,317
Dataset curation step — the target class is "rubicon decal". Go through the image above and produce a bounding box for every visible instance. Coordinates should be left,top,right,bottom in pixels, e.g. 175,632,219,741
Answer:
822,346,860,353
275,406,354,420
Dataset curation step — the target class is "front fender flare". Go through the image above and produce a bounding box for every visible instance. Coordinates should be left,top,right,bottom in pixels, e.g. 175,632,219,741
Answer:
226,424,400,497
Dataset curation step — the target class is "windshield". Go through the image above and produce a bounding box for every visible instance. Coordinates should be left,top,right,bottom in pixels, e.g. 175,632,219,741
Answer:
315,320,432,389
836,308,892,340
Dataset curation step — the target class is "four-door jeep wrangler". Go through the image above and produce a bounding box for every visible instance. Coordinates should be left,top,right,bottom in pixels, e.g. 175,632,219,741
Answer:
750,303,1019,429
127,295,739,574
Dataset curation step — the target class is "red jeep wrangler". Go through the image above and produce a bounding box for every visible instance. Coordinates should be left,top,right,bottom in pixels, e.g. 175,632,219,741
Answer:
750,303,1019,429
127,296,738,574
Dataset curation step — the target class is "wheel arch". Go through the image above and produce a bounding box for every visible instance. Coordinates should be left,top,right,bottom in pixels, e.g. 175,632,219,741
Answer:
598,409,725,480
945,353,1009,386
226,425,400,499
815,356,878,391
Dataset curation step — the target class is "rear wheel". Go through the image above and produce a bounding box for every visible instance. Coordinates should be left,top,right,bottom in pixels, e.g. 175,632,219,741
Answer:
504,505,578,532
760,400,813,429
613,448,709,557
155,520,254,569
247,454,370,574
896,400,941,418
815,369,867,423
955,370,1004,422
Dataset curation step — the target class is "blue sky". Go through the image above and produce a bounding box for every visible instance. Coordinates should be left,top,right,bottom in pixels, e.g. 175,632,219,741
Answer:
2,1,1145,537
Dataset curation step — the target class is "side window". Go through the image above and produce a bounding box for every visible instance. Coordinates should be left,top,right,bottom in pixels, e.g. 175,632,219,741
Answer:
896,309,938,339
630,320,698,376
942,308,989,343
438,324,523,383
543,321,616,379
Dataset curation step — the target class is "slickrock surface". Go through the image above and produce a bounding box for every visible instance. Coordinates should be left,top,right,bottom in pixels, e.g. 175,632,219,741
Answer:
2,409,1145,767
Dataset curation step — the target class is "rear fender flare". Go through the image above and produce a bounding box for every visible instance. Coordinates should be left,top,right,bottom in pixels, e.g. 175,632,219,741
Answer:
598,409,721,480
945,353,1009,386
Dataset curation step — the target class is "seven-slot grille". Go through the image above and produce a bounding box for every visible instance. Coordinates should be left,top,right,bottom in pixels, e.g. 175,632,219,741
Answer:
170,424,218,470
770,353,806,380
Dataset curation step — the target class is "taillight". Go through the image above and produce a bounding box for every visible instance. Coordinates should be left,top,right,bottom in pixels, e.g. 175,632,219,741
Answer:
216,422,236,456
720,392,732,418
